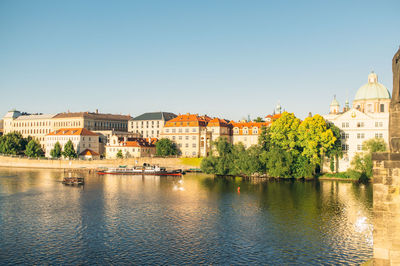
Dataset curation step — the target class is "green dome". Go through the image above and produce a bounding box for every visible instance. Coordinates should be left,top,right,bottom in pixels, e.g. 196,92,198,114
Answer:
354,72,391,101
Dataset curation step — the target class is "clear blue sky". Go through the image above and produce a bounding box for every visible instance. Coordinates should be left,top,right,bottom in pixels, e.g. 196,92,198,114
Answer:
0,0,399,120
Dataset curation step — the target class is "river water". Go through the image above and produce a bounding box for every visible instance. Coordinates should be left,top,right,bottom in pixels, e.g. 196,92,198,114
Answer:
0,168,372,264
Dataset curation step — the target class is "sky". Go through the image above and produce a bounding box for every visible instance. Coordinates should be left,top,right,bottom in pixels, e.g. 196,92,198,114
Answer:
0,0,399,121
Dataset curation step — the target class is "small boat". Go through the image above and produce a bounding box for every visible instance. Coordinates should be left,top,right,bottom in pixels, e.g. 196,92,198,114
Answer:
62,177,84,185
97,164,183,176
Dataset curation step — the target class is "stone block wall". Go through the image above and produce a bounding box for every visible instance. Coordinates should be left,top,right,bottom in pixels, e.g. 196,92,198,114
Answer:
372,152,400,265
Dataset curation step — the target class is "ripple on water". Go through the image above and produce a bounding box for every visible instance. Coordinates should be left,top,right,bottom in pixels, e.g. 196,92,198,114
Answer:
0,170,373,264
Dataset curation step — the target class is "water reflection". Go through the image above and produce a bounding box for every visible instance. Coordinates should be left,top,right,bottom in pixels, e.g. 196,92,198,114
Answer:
0,169,372,264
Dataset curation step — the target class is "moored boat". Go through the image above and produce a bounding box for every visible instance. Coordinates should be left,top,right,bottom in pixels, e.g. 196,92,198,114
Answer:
62,177,84,185
97,164,183,176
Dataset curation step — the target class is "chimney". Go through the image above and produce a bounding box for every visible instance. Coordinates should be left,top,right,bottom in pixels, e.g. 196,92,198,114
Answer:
96,109,98,114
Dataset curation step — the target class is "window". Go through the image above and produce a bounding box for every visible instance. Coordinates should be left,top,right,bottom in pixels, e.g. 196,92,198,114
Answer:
234,128,239,134
357,133,365,139
192,128,197,132
185,143,189,148
178,128,182,133
375,122,383,127
253,127,258,134
357,122,364,128
342,122,349,128
178,143,182,147
192,152,196,156
172,136,176,140
179,136,182,140
341,133,349,140
375,133,383,138
172,129,176,133
185,136,189,140
185,128,189,133
342,144,349,151
192,136,196,140
380,104,385,112
357,144,363,151
243,127,248,134
165,129,169,133
192,143,196,148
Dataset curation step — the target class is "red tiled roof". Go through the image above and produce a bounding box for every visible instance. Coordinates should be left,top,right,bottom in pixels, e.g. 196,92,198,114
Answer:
47,128,98,136
207,118,230,127
164,113,212,127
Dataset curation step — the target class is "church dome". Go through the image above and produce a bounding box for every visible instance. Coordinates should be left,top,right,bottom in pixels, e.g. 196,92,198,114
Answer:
354,71,391,101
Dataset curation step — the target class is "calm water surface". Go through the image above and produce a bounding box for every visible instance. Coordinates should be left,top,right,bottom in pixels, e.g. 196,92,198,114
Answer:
0,168,372,264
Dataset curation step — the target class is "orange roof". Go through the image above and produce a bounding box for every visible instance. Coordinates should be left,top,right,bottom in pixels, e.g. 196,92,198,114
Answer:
207,118,230,127
122,140,155,148
79,149,99,156
265,114,282,120
164,113,212,127
47,128,98,136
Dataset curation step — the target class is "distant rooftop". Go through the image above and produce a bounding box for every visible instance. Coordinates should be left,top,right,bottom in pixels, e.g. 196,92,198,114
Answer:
132,112,177,121
53,112,131,121
15,114,56,120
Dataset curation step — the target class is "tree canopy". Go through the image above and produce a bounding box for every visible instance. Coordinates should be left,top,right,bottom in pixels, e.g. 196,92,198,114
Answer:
62,140,77,159
24,139,44,158
156,138,178,156
201,111,341,179
50,142,62,158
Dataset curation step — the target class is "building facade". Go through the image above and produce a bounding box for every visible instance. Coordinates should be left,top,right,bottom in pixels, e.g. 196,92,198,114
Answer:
2,110,56,149
105,135,156,159
2,110,131,152
129,112,177,139
160,113,276,157
52,111,130,132
45,128,100,158
324,71,390,172
231,121,271,148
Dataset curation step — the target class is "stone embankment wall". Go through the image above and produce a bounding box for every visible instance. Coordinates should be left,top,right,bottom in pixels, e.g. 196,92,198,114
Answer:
372,152,400,265
0,156,199,170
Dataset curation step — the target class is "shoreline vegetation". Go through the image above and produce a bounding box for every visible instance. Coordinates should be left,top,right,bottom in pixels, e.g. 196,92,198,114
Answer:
200,112,386,183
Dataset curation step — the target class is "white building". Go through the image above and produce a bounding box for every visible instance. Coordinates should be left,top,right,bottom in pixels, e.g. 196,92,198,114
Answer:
45,128,100,158
105,135,156,159
324,71,390,172
129,112,177,139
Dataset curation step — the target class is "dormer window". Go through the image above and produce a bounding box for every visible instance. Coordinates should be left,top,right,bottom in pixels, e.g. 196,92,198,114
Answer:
233,127,239,134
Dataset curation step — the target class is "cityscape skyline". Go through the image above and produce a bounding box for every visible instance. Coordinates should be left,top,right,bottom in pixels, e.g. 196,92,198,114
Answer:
1,0,399,120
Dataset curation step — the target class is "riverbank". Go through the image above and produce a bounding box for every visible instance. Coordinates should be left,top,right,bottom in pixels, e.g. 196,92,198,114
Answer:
0,155,202,170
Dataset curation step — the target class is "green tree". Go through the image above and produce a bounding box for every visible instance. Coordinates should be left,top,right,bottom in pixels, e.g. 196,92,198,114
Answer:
326,123,343,173
62,140,77,159
265,146,293,178
0,132,26,155
351,138,387,179
269,112,301,155
50,141,62,158
297,114,336,171
24,139,44,158
232,144,262,176
292,155,313,179
155,138,178,156
253,117,265,122
116,150,123,159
